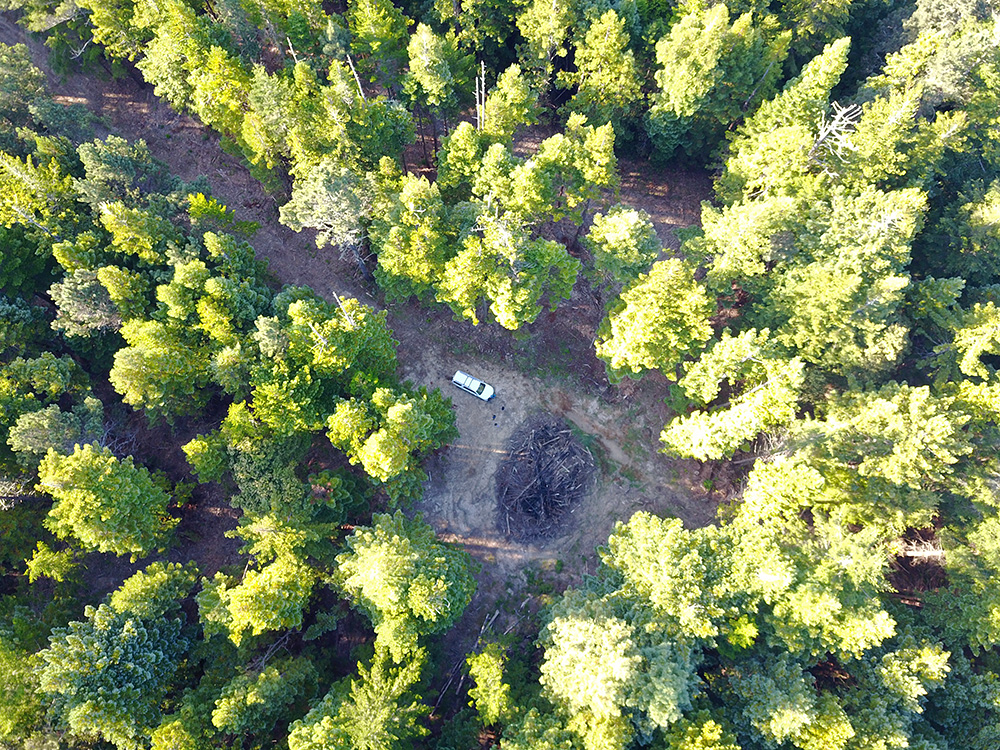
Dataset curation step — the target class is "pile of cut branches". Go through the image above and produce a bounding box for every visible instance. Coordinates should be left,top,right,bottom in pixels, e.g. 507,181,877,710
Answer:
496,414,595,540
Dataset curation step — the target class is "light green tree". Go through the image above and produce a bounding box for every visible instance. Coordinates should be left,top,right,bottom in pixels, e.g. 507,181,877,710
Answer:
557,10,642,130
288,644,429,750
326,386,457,490
789,382,976,536
539,592,643,721
660,711,741,750
198,554,317,645
371,174,452,301
0,630,45,745
211,657,317,737
718,36,851,203
481,64,539,143
661,329,804,460
467,643,513,725
436,203,580,330
403,23,473,145
516,0,575,85
348,0,411,90
110,319,212,420
595,259,714,382
584,204,661,292
37,444,177,558
334,511,476,660
647,4,790,158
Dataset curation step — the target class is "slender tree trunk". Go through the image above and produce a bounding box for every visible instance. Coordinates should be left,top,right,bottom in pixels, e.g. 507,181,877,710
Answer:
431,113,439,162
418,105,430,166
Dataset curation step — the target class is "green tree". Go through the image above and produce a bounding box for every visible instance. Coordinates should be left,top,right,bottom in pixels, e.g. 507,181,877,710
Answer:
778,0,854,62
288,644,429,750
49,269,121,338
927,179,1000,286
211,657,317,737
0,43,46,155
335,511,476,659
516,0,575,85
0,295,47,360
437,206,580,330
557,10,642,131
7,397,103,467
110,319,213,420
726,653,820,747
838,635,951,750
198,554,317,645
0,225,49,299
349,0,411,90
74,135,178,209
0,352,87,472
467,643,513,725
647,4,790,159
661,329,805,460
109,561,199,618
38,563,195,750
583,204,661,292
595,259,714,382
500,708,576,750
37,444,177,558
718,36,851,203
0,149,83,244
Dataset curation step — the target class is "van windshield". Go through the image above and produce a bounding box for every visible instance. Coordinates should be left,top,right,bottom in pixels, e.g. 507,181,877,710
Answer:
476,383,485,394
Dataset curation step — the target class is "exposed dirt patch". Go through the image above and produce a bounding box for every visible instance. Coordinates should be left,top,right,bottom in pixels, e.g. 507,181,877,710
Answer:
618,159,715,252
399,340,718,580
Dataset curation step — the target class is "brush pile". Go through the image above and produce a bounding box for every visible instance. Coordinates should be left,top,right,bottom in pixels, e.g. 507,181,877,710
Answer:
496,414,595,540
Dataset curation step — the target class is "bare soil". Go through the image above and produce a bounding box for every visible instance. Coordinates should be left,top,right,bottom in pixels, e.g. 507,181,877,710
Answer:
2,15,729,628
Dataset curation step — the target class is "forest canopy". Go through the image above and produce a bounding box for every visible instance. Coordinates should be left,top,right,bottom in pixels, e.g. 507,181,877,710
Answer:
2,0,1000,748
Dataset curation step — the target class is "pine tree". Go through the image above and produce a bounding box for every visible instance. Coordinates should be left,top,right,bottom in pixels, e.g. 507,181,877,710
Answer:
37,444,177,558
557,10,642,130
595,259,714,382
335,511,476,660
